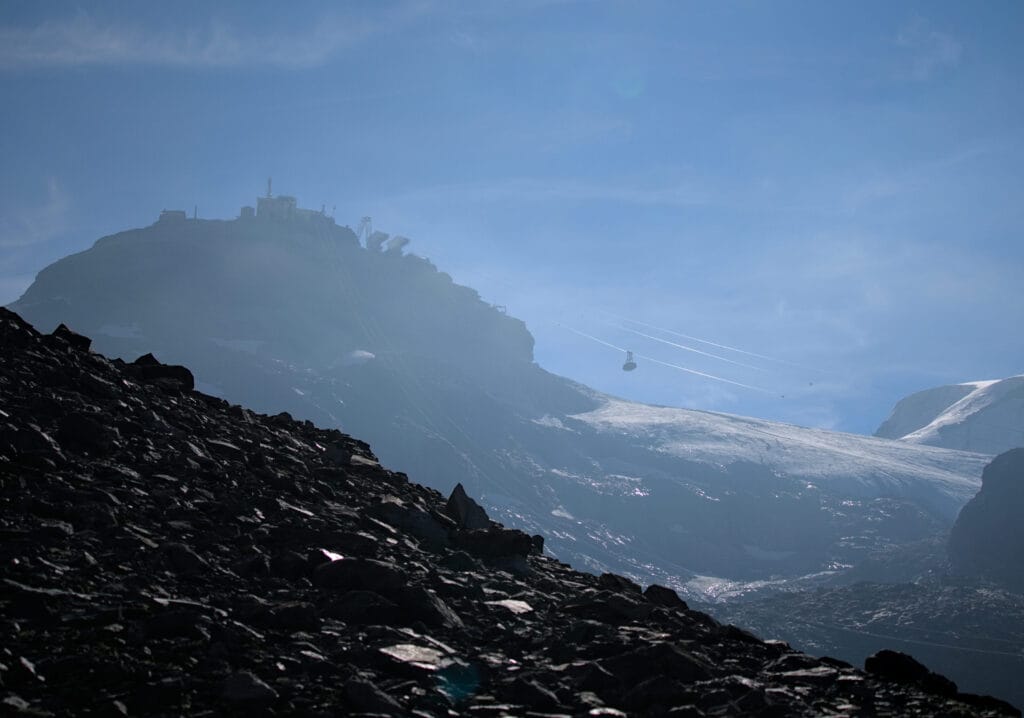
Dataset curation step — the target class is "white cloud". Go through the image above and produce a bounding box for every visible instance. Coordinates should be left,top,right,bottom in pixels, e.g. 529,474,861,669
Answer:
0,178,69,248
0,7,423,70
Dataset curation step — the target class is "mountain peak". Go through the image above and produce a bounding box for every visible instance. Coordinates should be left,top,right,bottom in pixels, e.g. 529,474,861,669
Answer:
876,376,1024,454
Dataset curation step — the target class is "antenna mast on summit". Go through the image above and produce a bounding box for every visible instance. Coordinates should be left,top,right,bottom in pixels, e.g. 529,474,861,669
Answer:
266,177,272,198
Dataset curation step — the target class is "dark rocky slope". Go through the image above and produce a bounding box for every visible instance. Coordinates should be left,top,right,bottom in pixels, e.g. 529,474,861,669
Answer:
948,448,1024,590
0,308,1016,716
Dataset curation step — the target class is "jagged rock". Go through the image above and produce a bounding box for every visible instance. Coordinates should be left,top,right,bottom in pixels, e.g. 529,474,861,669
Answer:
0,307,1016,718
866,649,958,696
312,557,407,591
644,583,689,609
599,641,712,686
563,589,654,624
394,585,464,628
264,601,320,631
50,323,91,351
369,497,451,549
720,622,763,644
268,549,311,579
598,572,642,594
322,590,402,624
56,411,119,454
160,542,208,575
231,553,270,578
439,550,482,572
127,353,195,390
221,671,278,706
454,526,537,558
505,676,562,709
144,609,207,640
343,676,403,715
621,674,699,712
445,482,491,530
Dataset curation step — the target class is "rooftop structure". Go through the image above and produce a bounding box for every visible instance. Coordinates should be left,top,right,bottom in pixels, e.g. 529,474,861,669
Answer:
155,180,342,231
256,194,297,221
158,209,187,223
252,178,334,226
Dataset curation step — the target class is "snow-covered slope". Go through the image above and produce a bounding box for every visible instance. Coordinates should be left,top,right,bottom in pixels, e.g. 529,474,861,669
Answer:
875,376,1024,455
875,383,979,439
576,398,985,510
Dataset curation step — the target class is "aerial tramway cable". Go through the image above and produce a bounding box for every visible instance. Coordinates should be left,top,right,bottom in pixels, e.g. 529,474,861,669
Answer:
558,324,767,392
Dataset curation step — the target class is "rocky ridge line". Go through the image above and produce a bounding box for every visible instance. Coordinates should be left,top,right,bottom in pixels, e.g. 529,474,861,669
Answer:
0,307,1017,717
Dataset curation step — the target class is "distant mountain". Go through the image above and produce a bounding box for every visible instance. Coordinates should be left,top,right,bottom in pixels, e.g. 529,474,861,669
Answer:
875,377,1024,454
9,202,991,598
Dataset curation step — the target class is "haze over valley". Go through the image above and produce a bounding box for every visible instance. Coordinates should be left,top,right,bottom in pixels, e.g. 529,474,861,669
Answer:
3,1,1024,713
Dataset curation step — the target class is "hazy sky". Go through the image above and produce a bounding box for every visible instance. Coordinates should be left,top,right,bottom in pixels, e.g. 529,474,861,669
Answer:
2,1,1023,434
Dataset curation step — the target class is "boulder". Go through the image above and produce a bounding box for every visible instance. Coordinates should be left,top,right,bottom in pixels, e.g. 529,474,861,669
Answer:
50,323,92,351
643,583,688,610
128,353,195,390
312,558,408,591
865,649,957,697
454,527,536,558
445,483,491,530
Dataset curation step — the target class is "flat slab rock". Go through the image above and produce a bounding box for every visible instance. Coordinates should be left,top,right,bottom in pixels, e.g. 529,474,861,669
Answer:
0,307,1018,717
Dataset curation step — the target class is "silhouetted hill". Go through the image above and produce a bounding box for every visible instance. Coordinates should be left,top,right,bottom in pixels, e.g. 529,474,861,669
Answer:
9,209,990,593
1,307,1017,716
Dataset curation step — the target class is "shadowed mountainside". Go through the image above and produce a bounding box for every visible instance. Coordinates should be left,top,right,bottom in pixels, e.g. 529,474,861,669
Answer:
9,211,991,594
948,448,1024,590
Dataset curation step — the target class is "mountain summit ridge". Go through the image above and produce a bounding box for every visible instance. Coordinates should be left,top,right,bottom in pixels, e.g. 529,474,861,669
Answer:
876,376,1024,454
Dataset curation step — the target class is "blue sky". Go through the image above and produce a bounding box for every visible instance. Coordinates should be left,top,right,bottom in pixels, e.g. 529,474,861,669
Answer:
2,1,1023,434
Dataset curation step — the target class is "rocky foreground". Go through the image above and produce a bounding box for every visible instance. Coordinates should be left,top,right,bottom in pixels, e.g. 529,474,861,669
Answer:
0,307,1018,717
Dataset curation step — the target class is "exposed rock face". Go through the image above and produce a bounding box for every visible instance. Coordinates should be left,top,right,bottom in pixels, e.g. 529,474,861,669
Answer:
0,307,1015,716
949,448,1024,590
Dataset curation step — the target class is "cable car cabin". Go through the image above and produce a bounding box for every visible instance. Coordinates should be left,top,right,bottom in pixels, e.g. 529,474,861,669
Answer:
622,350,637,372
